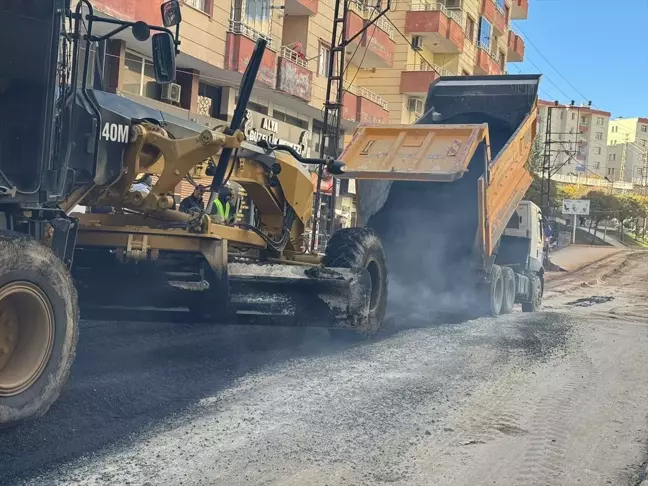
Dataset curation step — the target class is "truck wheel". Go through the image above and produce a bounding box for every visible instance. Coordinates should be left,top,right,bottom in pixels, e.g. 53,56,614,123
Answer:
484,264,504,317
323,228,388,337
500,266,516,314
0,232,79,427
522,275,542,312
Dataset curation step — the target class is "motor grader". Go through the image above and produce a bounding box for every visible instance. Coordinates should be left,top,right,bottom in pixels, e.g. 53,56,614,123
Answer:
0,1,387,427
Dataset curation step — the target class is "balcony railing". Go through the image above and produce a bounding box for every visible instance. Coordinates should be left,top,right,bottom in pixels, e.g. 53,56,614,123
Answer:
347,0,395,40
228,20,274,48
409,2,463,28
477,41,499,63
280,45,309,68
346,85,388,110
405,62,452,77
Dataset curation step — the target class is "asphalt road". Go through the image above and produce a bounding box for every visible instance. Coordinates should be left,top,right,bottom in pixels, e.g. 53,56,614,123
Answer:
2,251,648,486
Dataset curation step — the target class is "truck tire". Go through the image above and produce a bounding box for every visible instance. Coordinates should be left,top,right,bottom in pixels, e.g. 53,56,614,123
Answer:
0,231,79,427
500,266,516,314
522,274,542,312
323,228,388,337
484,264,504,317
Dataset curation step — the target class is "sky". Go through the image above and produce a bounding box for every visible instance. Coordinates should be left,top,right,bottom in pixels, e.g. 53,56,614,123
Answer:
509,0,648,119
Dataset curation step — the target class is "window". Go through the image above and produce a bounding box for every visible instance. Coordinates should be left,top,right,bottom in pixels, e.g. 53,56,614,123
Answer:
571,112,576,120
607,168,615,176
478,17,492,49
185,0,211,14
580,115,588,124
318,43,331,77
595,147,602,155
122,51,157,99
641,125,648,133
273,109,309,130
499,50,506,68
595,132,603,140
495,0,505,9
611,140,617,145
611,125,618,133
609,153,616,161
597,117,604,126
560,110,565,120
594,162,600,169
232,0,270,33
466,16,476,43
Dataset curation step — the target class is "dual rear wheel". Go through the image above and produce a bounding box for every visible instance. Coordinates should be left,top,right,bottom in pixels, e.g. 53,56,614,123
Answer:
482,265,541,316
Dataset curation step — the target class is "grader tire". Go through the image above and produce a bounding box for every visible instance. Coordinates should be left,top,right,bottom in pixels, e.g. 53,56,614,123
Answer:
323,228,388,338
500,266,516,314
0,231,79,427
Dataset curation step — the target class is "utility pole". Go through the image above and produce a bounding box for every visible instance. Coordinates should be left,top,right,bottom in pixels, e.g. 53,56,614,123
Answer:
540,102,557,216
310,0,391,252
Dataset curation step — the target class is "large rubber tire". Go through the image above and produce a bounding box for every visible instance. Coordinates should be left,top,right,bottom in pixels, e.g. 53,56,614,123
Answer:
522,274,542,312
500,266,516,314
0,231,79,427
323,228,388,337
485,264,504,317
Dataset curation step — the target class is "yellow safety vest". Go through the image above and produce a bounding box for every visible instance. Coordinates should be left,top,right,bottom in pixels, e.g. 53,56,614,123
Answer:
213,199,230,220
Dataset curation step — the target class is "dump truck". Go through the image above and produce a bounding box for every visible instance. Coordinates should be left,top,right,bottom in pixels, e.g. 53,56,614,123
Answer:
339,75,544,317
0,1,387,427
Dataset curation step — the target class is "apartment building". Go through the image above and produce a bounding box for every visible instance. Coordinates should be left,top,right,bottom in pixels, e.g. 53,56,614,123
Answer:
536,101,611,178
86,0,529,237
605,118,648,184
353,0,529,124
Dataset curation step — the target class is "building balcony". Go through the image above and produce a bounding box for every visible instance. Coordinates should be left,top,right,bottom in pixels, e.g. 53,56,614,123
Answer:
404,3,464,54
400,64,448,95
349,85,389,124
276,46,313,102
284,0,318,16
507,31,524,62
482,0,507,34
511,0,528,20
345,1,396,68
474,43,500,75
226,21,277,87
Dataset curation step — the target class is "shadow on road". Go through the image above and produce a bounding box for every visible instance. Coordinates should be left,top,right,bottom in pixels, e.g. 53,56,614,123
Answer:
0,320,358,482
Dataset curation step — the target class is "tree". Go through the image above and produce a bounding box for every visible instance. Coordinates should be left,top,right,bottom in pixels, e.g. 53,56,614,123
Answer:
616,194,644,242
585,190,619,243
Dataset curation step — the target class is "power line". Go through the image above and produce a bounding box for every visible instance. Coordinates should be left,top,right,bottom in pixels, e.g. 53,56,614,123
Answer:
512,21,591,104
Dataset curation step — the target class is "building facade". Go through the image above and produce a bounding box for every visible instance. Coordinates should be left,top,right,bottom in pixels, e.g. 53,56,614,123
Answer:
605,117,648,185
88,0,530,242
536,101,611,178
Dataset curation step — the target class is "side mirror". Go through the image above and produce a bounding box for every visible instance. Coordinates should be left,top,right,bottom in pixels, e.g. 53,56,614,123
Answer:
151,33,176,84
161,0,182,27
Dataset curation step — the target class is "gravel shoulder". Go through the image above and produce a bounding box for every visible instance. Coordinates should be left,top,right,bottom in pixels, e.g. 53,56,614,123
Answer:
3,252,647,486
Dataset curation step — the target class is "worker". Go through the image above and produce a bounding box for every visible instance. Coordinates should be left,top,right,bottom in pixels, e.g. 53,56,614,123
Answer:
211,186,236,224
179,184,206,214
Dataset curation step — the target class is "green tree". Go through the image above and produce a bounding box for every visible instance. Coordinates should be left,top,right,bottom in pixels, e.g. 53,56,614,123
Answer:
616,194,644,242
585,190,619,243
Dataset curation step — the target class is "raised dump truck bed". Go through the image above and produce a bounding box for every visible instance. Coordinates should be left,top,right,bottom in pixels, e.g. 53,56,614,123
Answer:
340,74,543,316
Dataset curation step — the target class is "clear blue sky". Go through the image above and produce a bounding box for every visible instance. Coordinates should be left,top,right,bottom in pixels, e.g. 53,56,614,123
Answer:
509,0,648,118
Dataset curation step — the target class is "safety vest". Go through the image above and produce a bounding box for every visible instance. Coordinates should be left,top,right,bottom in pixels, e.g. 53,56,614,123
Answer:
213,199,230,220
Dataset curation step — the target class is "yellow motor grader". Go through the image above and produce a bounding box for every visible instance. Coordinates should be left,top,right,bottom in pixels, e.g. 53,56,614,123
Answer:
0,1,387,427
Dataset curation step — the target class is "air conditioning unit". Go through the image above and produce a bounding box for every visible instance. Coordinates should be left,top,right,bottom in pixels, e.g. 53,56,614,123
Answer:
161,82,181,104
445,0,462,8
407,97,424,115
411,35,423,52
